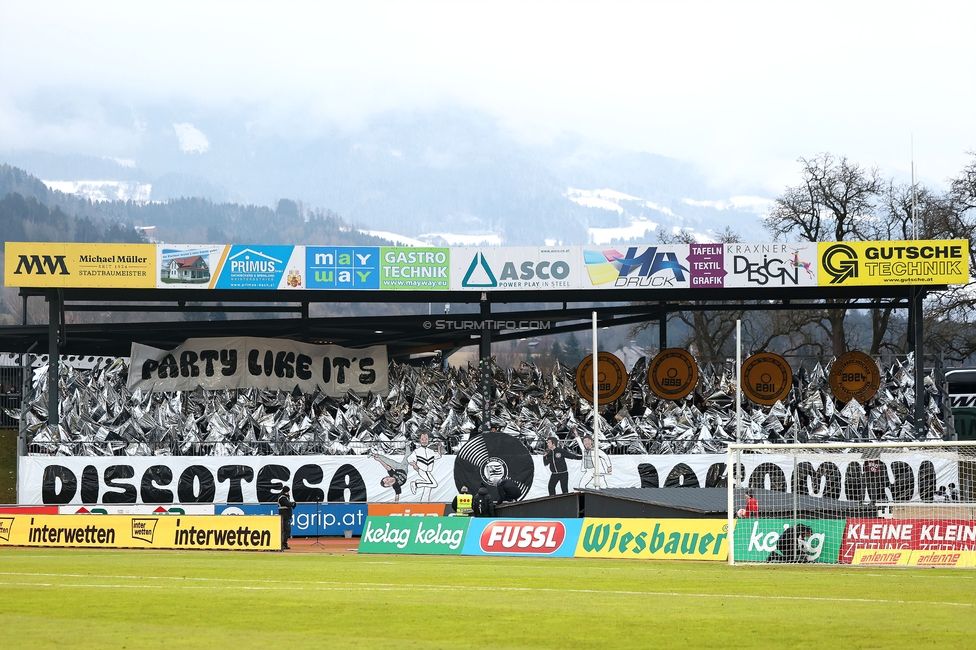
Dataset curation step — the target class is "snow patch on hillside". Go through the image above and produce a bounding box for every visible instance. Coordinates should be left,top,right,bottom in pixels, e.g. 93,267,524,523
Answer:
173,123,210,154
682,195,774,213
42,180,152,202
589,216,658,244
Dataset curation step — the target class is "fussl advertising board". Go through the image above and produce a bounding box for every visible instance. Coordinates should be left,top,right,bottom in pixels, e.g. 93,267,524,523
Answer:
461,518,583,557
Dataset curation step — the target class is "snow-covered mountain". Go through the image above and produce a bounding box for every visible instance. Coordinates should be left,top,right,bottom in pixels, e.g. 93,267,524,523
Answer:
3,105,775,244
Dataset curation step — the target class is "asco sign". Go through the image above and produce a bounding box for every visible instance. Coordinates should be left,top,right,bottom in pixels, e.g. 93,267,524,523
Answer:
462,518,583,557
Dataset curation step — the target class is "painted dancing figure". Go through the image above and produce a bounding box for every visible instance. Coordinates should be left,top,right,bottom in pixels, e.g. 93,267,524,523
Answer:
370,450,409,502
574,429,612,489
408,430,443,502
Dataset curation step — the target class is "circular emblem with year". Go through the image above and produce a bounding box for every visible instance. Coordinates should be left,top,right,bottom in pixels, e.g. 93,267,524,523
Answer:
575,352,628,405
742,353,793,405
829,351,881,403
648,348,699,401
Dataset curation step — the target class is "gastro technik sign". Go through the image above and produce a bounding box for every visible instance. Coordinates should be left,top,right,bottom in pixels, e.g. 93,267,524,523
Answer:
0,514,279,550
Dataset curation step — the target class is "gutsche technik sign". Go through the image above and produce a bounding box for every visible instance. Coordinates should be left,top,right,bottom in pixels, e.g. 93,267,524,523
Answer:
4,240,968,290
128,337,388,396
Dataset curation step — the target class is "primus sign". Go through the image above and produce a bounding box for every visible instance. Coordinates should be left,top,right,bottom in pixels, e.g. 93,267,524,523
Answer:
358,516,469,554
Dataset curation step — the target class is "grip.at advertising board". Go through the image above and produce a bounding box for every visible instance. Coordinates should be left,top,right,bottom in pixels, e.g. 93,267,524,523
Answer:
0,514,279,550
215,503,367,537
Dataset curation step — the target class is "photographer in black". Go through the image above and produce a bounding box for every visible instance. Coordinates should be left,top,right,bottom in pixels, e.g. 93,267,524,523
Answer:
277,485,297,550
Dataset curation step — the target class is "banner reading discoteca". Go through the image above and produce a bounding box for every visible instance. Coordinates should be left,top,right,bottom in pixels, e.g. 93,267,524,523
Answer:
0,514,279,550
128,336,388,396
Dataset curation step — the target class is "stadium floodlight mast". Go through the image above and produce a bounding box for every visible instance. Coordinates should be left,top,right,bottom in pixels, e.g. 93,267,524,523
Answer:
726,440,976,566
592,310,600,490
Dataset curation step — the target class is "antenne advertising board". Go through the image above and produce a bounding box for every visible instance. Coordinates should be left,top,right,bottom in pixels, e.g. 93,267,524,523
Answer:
4,242,156,288
450,247,581,291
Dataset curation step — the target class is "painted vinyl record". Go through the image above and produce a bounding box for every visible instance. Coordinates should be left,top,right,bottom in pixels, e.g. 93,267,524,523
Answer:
454,432,534,501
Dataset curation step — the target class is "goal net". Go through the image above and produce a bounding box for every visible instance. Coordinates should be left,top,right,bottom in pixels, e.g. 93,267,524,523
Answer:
727,441,976,567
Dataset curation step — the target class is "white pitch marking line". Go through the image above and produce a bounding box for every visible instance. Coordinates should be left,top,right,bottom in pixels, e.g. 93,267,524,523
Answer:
0,577,970,607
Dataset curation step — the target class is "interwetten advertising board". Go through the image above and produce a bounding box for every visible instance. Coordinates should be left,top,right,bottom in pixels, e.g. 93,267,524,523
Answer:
574,518,729,561
450,247,581,291
818,240,969,286
358,515,469,554
5,242,156,288
0,514,279,550
732,518,844,563
216,503,367,536
462,518,582,557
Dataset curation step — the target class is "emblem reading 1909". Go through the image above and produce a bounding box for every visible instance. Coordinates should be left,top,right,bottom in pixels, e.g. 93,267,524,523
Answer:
648,348,699,401
575,352,628,405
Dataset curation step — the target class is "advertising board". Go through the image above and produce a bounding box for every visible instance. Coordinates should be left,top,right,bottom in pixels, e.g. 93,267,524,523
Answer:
462,518,582,557
58,505,214,515
358,515,469,554
850,547,912,566
216,503,367,536
574,518,729,561
582,245,690,289
908,549,973,568
366,504,447,517
818,240,969,286
212,245,305,290
840,518,976,563
0,514,279,550
732,518,844,563
450,247,580,291
380,247,449,290
156,245,226,289
305,246,380,290
723,242,818,288
4,242,156,288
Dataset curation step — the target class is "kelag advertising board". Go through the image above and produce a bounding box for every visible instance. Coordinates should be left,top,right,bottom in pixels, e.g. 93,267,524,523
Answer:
358,516,469,554
732,518,844,563
216,504,367,536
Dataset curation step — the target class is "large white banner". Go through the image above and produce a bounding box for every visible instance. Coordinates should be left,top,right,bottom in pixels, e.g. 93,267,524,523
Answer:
19,453,956,505
128,337,388,396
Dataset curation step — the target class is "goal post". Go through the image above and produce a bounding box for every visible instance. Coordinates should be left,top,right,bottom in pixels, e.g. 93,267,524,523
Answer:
727,441,976,567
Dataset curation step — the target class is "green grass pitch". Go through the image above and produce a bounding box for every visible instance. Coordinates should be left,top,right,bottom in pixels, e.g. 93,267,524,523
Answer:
1,548,974,649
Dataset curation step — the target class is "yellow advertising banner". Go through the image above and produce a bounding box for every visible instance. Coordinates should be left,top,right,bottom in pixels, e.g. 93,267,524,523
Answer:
851,548,911,566
4,242,156,288
818,240,969,286
574,518,729,561
908,549,973,568
0,514,279,551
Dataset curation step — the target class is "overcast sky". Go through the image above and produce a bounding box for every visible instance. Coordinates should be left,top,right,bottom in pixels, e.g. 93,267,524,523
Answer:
2,0,974,191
